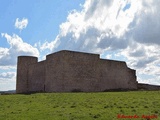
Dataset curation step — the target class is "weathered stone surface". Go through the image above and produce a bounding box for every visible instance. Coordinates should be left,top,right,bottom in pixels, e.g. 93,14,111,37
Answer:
138,83,160,90
16,50,138,93
28,61,45,92
16,56,38,93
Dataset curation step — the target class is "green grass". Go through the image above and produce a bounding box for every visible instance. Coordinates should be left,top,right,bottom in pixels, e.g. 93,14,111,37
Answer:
0,91,160,120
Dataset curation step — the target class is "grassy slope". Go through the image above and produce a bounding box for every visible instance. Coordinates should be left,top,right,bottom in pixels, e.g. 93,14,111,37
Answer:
0,91,160,120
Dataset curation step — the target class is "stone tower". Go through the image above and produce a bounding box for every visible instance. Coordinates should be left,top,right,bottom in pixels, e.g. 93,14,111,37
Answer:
16,56,38,93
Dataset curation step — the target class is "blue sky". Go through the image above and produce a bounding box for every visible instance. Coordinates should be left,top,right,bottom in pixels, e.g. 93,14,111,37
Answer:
0,0,84,46
0,0,160,91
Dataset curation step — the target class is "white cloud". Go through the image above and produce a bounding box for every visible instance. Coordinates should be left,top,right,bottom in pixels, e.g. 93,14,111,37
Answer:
0,72,15,79
128,1,160,45
0,71,16,91
15,18,28,31
0,33,39,66
0,47,9,58
41,0,140,53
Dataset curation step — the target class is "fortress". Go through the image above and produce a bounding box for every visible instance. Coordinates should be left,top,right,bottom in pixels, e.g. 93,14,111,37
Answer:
16,50,138,93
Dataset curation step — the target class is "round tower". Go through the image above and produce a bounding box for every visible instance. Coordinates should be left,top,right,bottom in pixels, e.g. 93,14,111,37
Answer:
16,56,38,93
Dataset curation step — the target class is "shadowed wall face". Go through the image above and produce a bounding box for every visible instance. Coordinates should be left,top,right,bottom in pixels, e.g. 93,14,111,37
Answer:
28,61,45,92
98,60,137,91
45,53,64,92
57,51,100,92
16,56,38,93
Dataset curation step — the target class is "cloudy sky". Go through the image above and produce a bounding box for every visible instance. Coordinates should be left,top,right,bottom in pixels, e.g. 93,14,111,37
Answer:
0,0,160,91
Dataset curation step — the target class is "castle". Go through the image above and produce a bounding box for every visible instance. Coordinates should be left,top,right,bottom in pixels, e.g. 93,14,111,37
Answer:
16,50,138,93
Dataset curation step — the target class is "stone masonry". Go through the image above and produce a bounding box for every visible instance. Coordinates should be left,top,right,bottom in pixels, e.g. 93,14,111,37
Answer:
16,50,138,93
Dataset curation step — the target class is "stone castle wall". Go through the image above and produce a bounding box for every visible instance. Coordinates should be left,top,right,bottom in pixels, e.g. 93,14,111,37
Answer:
16,50,138,93
44,51,100,92
28,61,45,92
138,83,160,90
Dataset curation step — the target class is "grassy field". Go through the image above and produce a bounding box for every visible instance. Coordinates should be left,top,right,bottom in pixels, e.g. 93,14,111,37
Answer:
0,91,160,120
